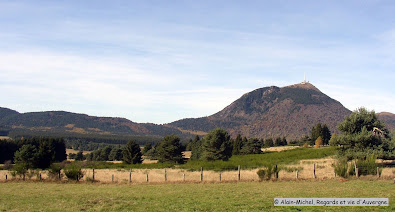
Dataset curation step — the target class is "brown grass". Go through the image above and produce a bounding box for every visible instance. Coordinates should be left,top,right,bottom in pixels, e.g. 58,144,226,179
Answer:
261,146,300,152
183,151,191,159
66,148,92,155
1,164,394,184
2,156,394,184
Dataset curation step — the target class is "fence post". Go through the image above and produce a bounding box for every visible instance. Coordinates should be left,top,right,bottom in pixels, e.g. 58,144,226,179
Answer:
112,174,114,183
39,173,42,181
313,163,316,179
296,170,298,179
92,168,95,182
129,169,132,183
377,167,380,178
200,167,203,182
146,174,149,183
238,165,241,181
164,168,167,182
183,173,185,182
275,164,279,179
5,174,7,181
219,171,222,182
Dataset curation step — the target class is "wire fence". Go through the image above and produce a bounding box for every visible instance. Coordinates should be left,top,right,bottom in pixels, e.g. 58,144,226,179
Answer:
1,164,394,184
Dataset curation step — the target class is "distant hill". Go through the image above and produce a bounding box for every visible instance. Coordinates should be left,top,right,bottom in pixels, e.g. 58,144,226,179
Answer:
0,107,19,120
377,112,395,132
0,108,183,140
169,83,352,140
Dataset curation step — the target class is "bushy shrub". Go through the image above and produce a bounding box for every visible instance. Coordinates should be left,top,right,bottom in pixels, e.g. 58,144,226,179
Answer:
333,159,357,178
314,137,323,148
332,159,349,178
64,164,84,181
26,169,40,180
257,164,279,181
48,163,65,180
11,163,28,179
257,169,267,181
356,155,380,176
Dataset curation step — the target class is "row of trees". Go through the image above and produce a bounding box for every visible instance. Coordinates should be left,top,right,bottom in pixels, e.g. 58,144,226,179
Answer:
85,146,123,162
187,134,288,160
0,137,67,170
84,135,184,164
85,123,335,164
88,129,238,164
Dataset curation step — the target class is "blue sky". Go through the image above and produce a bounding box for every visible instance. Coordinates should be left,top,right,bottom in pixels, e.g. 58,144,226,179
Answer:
0,0,394,124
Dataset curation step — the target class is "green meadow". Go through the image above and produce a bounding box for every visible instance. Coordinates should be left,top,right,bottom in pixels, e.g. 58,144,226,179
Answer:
0,180,393,211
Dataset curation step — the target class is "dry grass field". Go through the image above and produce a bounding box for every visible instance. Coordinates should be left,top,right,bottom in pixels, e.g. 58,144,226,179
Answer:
66,148,92,155
262,146,300,152
2,157,394,183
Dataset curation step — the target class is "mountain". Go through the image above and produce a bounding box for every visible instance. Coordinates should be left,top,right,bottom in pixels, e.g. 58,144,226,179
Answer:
2,82,393,141
0,108,182,139
377,112,395,132
169,82,352,140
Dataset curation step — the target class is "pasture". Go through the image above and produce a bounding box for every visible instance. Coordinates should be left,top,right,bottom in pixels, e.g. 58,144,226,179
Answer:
0,180,393,211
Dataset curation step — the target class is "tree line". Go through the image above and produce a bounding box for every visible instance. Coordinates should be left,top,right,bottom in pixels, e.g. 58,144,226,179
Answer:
85,123,335,164
0,137,67,170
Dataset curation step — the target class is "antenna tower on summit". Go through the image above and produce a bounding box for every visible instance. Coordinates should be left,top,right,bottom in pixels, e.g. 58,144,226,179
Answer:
302,73,308,84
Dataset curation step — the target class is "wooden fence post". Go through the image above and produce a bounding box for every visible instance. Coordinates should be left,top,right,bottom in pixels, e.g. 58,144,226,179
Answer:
200,167,203,182
112,174,114,183
129,169,132,183
275,164,279,179
313,163,316,179
377,167,380,178
5,174,7,181
146,174,149,183
238,165,241,181
219,171,222,182
92,168,95,182
164,168,167,182
183,173,185,182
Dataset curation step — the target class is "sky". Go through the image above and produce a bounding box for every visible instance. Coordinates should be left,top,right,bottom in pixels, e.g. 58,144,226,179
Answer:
0,0,394,124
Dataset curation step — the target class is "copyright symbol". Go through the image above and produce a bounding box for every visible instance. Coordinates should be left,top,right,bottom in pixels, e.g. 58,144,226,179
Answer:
274,199,279,205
